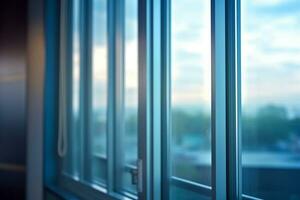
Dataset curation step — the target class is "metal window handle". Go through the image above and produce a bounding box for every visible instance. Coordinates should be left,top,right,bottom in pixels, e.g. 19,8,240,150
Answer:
130,160,143,193
130,168,138,185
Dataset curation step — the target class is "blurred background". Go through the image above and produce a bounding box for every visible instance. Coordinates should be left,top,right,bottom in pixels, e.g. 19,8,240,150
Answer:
0,0,27,199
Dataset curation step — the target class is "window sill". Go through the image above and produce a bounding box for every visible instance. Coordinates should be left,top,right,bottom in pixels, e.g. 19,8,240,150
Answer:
45,184,80,200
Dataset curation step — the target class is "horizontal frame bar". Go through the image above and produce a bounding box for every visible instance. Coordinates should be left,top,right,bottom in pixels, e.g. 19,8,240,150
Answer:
242,194,263,200
171,177,212,197
59,175,135,200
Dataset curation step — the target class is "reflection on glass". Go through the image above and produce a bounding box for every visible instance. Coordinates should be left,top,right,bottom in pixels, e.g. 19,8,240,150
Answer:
64,0,81,179
171,185,211,200
170,0,211,198
241,0,300,199
91,0,108,185
121,0,138,193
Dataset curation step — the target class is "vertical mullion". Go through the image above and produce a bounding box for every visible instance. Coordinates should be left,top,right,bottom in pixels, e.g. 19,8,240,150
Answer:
236,1,242,198
226,0,242,199
45,0,60,185
78,0,85,179
62,0,73,175
87,0,93,182
73,0,83,178
107,0,116,194
114,0,125,192
152,0,162,199
79,0,93,181
138,0,152,199
211,0,227,199
161,0,171,199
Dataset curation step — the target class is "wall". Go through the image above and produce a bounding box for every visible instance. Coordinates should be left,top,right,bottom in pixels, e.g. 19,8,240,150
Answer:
0,0,27,199
26,0,45,198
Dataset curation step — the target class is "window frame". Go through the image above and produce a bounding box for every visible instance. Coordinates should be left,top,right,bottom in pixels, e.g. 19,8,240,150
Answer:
160,0,235,199
226,0,242,199
161,0,216,199
47,0,269,199
56,0,139,199
160,0,260,200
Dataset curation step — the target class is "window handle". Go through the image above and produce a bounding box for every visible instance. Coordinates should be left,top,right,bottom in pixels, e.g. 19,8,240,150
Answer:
130,168,138,185
129,159,143,193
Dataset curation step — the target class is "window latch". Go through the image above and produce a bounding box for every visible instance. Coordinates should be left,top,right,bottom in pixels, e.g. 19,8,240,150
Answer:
130,159,143,192
130,168,138,185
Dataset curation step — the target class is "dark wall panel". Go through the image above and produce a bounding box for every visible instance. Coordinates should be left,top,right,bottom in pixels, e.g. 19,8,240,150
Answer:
0,0,27,199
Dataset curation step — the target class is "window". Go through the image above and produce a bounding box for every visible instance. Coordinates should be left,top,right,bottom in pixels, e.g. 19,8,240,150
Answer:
60,0,110,188
121,0,138,194
113,0,139,195
170,0,212,199
53,0,300,199
241,0,300,199
91,0,108,185
62,0,82,179
58,0,139,199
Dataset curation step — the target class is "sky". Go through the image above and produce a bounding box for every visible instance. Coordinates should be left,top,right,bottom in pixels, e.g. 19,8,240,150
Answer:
72,0,300,117
171,0,211,111
172,0,300,117
241,0,300,116
72,0,138,114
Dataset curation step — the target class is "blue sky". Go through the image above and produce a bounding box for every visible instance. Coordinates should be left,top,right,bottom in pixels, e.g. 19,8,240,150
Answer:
89,0,138,113
170,0,300,117
73,0,300,117
171,0,211,111
241,0,300,117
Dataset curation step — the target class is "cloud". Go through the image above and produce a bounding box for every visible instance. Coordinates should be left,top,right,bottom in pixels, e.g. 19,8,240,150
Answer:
171,0,211,107
251,0,293,6
72,0,300,116
90,40,139,109
241,0,300,114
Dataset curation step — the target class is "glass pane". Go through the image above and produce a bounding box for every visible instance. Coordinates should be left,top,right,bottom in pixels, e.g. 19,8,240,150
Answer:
170,0,211,198
90,0,108,185
63,0,81,179
171,185,211,200
119,0,138,194
241,1,300,199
